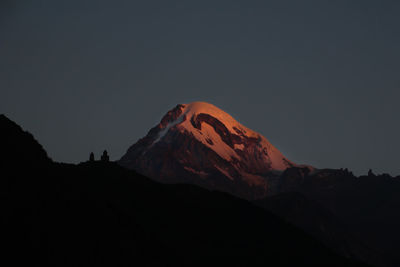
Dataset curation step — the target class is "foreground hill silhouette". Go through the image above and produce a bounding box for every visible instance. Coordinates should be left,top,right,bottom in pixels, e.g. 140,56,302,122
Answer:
255,192,387,267
0,114,368,266
256,167,400,267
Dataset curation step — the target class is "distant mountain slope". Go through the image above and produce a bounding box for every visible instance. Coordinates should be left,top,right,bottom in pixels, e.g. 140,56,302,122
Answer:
0,114,367,267
119,102,298,199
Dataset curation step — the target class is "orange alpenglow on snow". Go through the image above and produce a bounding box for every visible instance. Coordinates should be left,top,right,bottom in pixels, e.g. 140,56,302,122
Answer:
152,102,292,170
119,101,303,199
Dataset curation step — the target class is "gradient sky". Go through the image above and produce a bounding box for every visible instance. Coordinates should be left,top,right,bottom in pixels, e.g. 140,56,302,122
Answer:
1,0,399,175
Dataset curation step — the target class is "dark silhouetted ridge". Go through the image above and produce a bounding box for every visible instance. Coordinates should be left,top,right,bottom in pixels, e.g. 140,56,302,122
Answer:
0,114,51,166
0,115,369,267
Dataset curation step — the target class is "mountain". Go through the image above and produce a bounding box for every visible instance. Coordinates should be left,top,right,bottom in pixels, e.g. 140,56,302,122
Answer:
118,104,400,266
0,114,368,267
120,102,301,199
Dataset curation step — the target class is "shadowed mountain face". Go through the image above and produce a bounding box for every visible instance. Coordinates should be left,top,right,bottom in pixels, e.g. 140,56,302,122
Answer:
256,167,400,267
119,102,298,199
0,114,368,267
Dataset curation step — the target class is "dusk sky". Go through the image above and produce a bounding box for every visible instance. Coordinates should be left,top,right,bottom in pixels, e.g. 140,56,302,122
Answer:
1,0,399,175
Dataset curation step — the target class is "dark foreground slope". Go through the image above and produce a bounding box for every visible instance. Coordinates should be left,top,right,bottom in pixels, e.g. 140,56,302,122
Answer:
256,167,400,267
0,115,368,267
255,192,387,267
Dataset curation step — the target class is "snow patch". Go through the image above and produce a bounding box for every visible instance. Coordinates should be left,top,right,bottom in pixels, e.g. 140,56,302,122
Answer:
184,166,208,178
234,143,244,150
151,115,184,145
240,172,266,187
180,102,259,139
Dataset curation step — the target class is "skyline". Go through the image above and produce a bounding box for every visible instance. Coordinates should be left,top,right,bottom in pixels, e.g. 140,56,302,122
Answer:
1,1,400,175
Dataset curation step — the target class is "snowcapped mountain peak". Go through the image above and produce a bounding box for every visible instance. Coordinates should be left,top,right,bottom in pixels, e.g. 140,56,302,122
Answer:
119,102,296,199
177,101,259,137
152,102,290,168
181,102,250,130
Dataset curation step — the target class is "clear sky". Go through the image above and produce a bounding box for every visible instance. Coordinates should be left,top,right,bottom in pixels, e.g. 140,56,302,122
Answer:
1,0,399,175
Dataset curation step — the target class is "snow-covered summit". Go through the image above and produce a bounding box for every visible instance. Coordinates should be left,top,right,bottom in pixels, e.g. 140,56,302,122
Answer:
119,101,296,199
153,102,292,170
178,101,258,137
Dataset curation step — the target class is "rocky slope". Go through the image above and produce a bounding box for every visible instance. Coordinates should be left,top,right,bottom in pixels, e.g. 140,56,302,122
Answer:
119,102,297,199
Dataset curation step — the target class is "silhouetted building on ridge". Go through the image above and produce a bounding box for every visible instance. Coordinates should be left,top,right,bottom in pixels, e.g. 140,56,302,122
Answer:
368,169,375,177
101,150,109,162
89,152,95,162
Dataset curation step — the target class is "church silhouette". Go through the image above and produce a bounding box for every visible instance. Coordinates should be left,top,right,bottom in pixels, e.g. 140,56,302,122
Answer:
89,150,109,162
